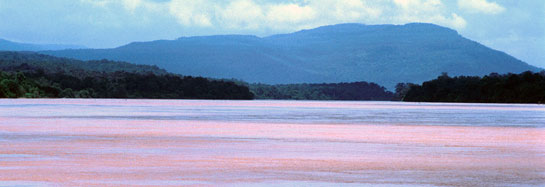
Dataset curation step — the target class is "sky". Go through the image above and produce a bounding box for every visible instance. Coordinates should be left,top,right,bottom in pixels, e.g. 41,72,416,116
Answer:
0,0,544,68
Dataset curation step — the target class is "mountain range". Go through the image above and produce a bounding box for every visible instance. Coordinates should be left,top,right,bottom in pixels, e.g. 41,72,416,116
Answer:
12,23,542,90
0,39,86,51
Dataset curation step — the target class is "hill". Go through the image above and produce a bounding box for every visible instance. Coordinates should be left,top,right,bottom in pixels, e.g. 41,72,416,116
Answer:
0,51,167,76
0,52,253,99
41,23,541,90
0,39,85,51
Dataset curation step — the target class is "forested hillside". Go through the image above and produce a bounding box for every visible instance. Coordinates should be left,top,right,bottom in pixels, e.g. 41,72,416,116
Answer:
0,52,253,99
0,51,167,76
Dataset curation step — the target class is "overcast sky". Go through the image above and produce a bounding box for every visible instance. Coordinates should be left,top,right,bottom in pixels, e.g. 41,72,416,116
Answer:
0,0,543,68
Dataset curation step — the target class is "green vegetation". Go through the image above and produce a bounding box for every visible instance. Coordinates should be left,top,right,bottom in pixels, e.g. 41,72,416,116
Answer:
0,71,42,98
250,82,393,100
0,52,253,99
398,71,545,103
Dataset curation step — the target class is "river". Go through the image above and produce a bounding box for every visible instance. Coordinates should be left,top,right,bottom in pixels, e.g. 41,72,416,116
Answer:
1,99,544,186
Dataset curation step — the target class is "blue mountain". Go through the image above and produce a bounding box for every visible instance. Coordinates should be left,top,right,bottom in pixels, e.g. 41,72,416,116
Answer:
0,39,85,51
41,23,540,90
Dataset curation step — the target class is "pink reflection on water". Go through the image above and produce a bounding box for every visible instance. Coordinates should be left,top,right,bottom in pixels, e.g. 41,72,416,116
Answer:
0,99,544,186
2,99,544,111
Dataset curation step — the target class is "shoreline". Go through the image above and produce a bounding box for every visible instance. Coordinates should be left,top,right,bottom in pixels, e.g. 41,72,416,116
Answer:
2,97,545,105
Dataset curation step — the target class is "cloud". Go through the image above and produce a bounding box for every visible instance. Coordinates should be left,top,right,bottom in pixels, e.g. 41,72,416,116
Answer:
217,0,265,29
267,3,316,24
168,0,214,27
165,0,385,32
81,0,162,13
457,0,505,14
121,0,143,12
309,0,382,22
393,0,467,29
79,0,469,33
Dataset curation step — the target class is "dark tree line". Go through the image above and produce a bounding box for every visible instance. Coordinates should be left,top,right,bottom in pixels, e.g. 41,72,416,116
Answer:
0,52,253,99
398,71,545,103
0,69,254,99
250,82,394,100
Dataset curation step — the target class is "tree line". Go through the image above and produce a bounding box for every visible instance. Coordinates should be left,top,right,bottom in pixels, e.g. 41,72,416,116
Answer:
396,71,545,103
250,82,393,100
0,52,253,99
0,69,254,99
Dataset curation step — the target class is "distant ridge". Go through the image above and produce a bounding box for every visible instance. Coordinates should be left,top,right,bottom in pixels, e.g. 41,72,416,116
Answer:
0,38,86,51
41,23,540,90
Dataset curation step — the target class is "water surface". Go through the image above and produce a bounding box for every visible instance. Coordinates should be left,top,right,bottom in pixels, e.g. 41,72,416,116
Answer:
1,99,544,186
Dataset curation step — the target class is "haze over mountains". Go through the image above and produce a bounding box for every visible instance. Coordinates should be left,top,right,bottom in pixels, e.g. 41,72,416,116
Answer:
12,23,541,90
0,39,86,51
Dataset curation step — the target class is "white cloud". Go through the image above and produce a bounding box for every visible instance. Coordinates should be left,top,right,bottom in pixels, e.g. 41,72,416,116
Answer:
82,0,469,32
394,0,442,11
166,0,386,32
311,0,382,22
267,3,316,24
449,13,467,29
168,0,213,27
393,0,467,29
81,0,162,13
122,0,142,12
457,0,505,14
